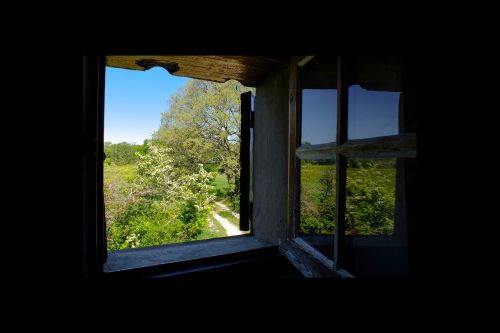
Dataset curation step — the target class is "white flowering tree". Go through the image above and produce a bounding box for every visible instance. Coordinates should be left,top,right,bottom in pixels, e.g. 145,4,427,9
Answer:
108,141,216,250
135,141,215,211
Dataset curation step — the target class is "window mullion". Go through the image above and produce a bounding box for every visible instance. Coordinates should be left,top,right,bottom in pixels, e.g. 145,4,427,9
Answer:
295,59,303,238
334,55,348,270
287,57,300,240
97,56,107,270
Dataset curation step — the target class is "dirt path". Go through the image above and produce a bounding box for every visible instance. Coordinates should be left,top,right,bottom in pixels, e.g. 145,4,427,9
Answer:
212,212,243,236
214,201,240,218
211,201,244,236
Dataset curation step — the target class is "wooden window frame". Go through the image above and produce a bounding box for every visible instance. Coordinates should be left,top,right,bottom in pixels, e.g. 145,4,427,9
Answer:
285,55,416,277
82,56,271,278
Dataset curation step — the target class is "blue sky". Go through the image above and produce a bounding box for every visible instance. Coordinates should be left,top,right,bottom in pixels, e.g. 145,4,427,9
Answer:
104,67,191,144
301,89,337,144
301,85,400,144
348,85,400,140
105,66,400,145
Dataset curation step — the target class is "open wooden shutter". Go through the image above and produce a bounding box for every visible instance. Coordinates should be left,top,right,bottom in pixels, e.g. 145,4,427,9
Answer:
239,91,253,231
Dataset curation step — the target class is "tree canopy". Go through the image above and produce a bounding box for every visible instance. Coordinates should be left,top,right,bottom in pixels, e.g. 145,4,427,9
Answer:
104,141,145,165
106,79,255,249
154,79,254,181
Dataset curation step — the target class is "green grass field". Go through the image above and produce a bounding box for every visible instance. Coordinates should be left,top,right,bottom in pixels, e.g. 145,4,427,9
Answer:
196,215,227,239
105,163,396,243
349,167,396,199
212,173,230,191
103,163,394,213
301,164,336,204
104,166,236,246
105,167,230,190
300,161,397,236
300,162,396,206
104,164,137,184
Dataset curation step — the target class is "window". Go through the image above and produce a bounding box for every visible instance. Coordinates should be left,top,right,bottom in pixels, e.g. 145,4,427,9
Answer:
103,68,252,252
82,55,414,279
285,55,416,278
82,56,270,277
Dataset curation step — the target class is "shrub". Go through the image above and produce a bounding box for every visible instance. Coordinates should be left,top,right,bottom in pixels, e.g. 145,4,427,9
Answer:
227,177,240,212
214,188,226,200
107,141,216,249
345,177,395,235
300,169,336,235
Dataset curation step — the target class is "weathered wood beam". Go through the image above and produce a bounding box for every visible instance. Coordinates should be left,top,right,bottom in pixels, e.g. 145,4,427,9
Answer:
279,240,337,277
106,55,288,87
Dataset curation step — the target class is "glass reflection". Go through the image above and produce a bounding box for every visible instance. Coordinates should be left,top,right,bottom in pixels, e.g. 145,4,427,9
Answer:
300,56,337,145
344,157,410,278
348,57,402,140
299,158,336,259
346,158,396,235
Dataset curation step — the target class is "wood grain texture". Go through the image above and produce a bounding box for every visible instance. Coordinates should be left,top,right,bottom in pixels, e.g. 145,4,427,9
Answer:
107,55,288,87
279,240,337,277
287,57,300,239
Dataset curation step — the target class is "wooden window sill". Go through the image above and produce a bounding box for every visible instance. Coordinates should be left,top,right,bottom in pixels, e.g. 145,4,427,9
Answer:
103,235,274,276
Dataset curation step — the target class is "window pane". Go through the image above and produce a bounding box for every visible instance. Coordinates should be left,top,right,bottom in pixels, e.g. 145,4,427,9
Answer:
344,157,409,278
104,66,249,251
348,56,402,140
346,158,396,236
300,56,337,145
299,158,336,260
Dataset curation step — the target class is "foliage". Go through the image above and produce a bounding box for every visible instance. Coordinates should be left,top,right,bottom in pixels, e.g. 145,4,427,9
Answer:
105,79,253,249
153,79,254,208
300,160,396,236
300,168,336,234
345,167,395,235
226,177,240,212
109,201,179,250
348,159,372,168
109,199,213,250
212,174,230,200
106,141,216,250
104,141,146,165
196,215,227,239
135,141,214,210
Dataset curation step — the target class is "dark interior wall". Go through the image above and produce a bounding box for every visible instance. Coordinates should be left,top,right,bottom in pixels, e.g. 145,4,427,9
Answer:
82,56,107,278
252,65,290,245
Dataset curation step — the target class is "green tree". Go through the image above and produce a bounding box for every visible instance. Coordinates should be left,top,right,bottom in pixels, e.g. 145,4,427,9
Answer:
317,170,336,233
154,79,255,207
106,142,140,165
300,169,336,234
134,141,214,209
345,170,395,235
